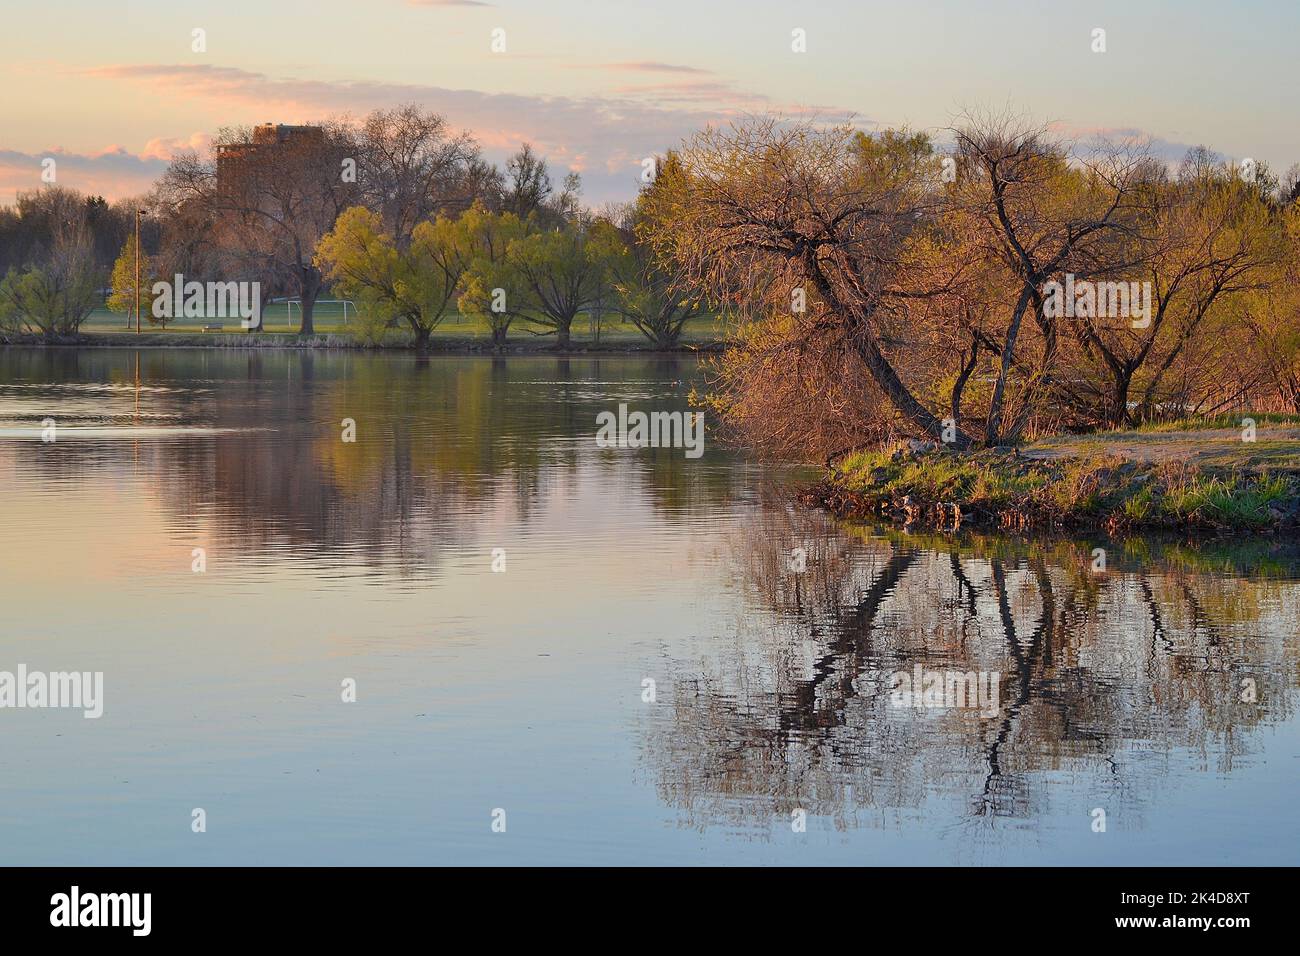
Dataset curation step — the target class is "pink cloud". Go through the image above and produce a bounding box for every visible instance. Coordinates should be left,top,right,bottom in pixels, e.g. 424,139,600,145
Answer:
610,81,771,105
78,62,810,201
139,132,212,161
18,61,860,205
579,62,714,75
0,146,168,205
1045,122,1199,163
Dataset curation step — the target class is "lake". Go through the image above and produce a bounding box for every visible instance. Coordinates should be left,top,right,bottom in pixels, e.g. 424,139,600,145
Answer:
1,348,1297,865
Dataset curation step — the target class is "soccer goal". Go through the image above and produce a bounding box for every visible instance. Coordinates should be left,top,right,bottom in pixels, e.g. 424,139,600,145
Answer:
281,298,356,327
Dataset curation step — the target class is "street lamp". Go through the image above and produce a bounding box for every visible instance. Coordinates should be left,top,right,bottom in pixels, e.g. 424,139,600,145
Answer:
133,208,147,334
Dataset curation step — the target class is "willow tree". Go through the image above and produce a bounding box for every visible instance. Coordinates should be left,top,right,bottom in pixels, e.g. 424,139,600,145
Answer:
0,224,99,340
456,204,529,348
640,118,972,449
506,218,618,349
315,206,477,349
600,157,709,350
944,117,1155,440
605,235,706,349
159,122,357,335
1068,157,1283,426
1240,203,1300,412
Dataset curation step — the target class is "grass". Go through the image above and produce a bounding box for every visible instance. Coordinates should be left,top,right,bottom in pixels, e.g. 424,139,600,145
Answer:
836,447,1050,510
72,305,726,347
1107,412,1300,433
818,445,1300,533
1162,473,1291,527
1026,417,1300,471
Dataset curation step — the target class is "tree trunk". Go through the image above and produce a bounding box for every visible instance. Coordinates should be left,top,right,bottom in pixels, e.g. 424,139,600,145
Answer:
1107,369,1132,428
985,283,1034,445
804,259,972,448
951,340,980,422
655,310,681,350
848,323,971,449
298,265,321,336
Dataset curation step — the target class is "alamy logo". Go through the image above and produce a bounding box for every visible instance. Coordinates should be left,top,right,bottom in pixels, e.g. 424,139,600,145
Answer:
50,886,150,936
595,403,704,459
886,666,1001,717
0,665,103,718
1042,274,1152,329
152,273,262,329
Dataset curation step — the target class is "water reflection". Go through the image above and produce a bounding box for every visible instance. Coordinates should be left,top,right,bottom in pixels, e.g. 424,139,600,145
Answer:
643,493,1300,842
0,349,740,575
1,348,1297,863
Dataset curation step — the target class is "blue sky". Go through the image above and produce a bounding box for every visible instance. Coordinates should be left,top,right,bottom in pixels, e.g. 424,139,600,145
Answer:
1,0,1296,204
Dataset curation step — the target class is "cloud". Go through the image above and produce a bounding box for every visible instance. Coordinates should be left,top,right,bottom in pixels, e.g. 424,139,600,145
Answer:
80,62,822,203
408,1,494,7
582,62,714,75
0,146,171,205
1047,123,1201,164
610,81,770,104
11,60,858,206
139,132,212,161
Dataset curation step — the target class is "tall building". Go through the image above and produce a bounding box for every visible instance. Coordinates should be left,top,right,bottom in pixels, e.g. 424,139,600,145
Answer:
216,124,326,192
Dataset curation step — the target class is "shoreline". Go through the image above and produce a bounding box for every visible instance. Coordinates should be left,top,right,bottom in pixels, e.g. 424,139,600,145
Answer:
805,445,1300,536
0,332,725,355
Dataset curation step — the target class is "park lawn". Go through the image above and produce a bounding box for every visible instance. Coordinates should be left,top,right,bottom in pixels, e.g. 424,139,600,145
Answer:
78,305,727,346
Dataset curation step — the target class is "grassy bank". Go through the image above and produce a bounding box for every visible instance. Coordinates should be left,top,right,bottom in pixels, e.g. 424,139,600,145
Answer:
1,330,726,352
807,441,1300,534
0,306,727,351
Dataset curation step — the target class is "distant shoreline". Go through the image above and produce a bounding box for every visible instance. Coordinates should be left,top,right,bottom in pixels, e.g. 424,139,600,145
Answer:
0,332,725,355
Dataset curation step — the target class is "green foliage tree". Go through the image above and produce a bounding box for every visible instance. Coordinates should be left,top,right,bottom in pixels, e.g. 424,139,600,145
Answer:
507,220,616,348
456,205,529,348
107,236,159,327
0,237,100,340
315,205,476,349
606,173,706,348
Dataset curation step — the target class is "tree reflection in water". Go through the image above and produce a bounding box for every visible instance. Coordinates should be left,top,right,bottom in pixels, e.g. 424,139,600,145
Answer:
641,489,1299,840
4,349,1296,858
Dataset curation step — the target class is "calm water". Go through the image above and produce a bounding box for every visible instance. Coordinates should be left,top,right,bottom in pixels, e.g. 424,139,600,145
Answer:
1,348,1297,866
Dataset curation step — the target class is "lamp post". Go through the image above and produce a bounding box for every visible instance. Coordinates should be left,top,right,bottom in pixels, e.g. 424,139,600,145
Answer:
133,208,144,334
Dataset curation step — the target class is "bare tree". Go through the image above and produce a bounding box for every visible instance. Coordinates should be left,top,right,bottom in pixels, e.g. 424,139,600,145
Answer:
356,104,488,245
501,143,553,220
1075,165,1280,426
159,122,358,334
948,115,1152,440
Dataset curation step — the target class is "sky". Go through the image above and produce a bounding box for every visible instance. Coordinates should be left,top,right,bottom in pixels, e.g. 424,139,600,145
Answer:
1,0,1296,207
